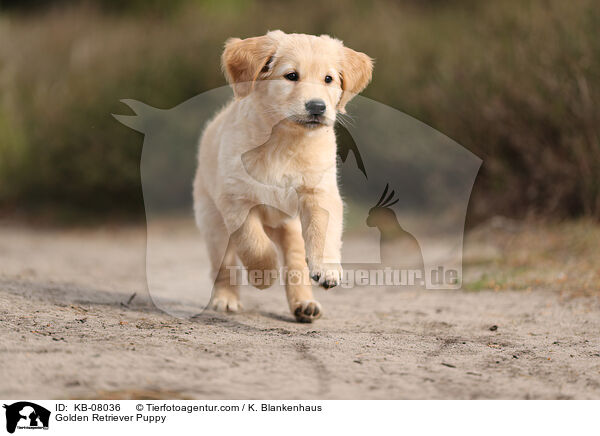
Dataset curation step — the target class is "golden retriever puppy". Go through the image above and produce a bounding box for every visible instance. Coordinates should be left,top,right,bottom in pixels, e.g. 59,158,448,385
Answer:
193,30,372,322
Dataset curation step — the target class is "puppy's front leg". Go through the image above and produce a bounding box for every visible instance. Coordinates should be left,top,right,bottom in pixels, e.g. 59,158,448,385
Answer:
298,188,343,289
268,220,322,322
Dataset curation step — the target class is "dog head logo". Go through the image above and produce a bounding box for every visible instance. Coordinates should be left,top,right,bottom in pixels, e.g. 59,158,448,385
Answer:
3,402,50,434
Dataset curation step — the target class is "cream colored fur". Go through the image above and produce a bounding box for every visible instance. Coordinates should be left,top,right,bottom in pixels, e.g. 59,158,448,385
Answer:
193,31,372,322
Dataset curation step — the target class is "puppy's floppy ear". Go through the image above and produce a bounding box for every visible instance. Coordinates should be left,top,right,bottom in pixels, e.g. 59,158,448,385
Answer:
221,34,279,98
338,47,373,113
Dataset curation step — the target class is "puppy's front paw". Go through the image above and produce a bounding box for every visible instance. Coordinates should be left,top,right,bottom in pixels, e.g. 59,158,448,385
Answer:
308,261,343,289
292,300,322,323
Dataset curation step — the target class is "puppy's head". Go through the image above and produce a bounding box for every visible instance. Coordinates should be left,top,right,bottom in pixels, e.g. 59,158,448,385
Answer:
222,30,373,129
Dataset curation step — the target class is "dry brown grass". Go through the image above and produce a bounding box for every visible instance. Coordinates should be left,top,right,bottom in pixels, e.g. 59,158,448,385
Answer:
464,218,600,296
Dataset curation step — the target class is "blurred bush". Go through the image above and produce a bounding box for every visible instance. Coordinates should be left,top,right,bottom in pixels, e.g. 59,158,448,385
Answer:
0,0,598,221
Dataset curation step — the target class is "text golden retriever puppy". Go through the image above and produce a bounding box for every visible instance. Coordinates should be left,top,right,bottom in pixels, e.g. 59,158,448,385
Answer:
193,30,372,322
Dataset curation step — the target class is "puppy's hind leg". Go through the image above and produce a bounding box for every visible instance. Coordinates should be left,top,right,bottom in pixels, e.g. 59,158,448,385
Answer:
230,206,279,290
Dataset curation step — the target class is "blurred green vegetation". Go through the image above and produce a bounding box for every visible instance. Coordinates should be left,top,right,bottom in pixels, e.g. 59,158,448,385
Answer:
0,0,598,222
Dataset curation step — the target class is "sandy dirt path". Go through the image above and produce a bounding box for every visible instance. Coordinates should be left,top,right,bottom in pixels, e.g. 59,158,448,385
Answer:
1,223,599,399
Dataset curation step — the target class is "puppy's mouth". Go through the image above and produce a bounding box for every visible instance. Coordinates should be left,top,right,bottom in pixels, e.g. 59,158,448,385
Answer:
289,115,329,128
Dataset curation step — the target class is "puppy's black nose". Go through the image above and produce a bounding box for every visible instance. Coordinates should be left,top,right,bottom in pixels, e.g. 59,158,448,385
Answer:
305,99,326,116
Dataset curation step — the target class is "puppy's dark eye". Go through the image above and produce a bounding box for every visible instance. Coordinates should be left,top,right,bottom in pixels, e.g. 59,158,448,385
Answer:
324,75,333,84
285,72,299,81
